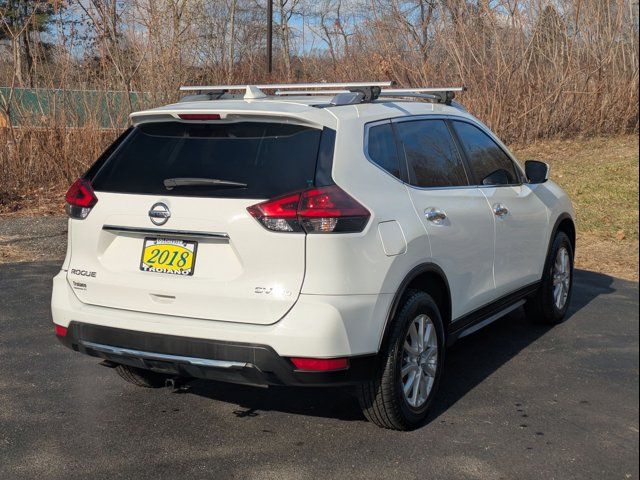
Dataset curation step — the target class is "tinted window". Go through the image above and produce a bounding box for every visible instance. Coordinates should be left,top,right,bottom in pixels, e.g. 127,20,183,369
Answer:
91,122,324,198
367,123,400,178
452,121,518,186
395,119,468,188
84,127,132,180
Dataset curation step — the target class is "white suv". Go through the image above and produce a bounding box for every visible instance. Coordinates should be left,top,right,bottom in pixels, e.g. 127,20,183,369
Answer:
51,82,575,430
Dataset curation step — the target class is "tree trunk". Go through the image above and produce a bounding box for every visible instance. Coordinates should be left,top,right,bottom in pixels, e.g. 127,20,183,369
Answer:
278,0,292,80
23,27,34,87
12,36,24,87
228,0,237,82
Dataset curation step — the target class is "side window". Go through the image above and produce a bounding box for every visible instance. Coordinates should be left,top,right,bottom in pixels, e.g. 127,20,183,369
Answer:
395,119,468,188
367,122,400,178
451,121,519,186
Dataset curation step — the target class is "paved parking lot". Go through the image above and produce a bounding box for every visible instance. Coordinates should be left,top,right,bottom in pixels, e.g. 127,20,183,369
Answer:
0,261,638,479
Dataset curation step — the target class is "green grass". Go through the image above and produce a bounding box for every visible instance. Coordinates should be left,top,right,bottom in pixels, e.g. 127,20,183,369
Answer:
511,135,639,243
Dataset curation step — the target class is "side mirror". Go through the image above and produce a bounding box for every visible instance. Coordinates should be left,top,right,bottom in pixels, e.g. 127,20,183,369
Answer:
525,160,549,184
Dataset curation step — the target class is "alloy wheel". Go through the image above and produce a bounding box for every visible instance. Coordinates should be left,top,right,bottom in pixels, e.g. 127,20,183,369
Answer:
401,314,438,408
553,246,571,310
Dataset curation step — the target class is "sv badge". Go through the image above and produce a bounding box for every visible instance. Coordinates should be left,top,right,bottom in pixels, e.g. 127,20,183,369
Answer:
254,286,292,297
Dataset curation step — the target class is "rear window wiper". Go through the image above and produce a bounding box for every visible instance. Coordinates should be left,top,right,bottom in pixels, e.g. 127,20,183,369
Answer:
163,177,248,190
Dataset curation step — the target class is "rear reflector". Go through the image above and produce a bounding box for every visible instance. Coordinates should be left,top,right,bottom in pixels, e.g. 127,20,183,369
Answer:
247,185,370,233
54,324,68,337
290,357,349,371
65,178,98,220
178,113,221,120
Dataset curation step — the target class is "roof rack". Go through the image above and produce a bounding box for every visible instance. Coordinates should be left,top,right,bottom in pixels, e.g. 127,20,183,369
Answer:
177,82,466,106
179,82,393,101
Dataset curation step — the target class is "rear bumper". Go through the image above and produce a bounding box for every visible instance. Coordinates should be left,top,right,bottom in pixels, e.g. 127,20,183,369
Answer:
58,322,376,387
52,270,391,386
51,271,393,358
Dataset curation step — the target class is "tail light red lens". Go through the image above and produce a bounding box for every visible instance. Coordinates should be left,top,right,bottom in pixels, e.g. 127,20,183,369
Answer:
246,192,302,232
54,324,68,337
247,185,370,233
290,357,349,371
65,178,98,219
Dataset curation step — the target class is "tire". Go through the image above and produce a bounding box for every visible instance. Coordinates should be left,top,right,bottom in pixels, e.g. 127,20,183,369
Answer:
525,231,574,325
115,364,170,388
357,290,445,430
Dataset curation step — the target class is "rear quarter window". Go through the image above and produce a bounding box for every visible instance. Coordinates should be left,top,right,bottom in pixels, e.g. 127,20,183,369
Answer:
367,122,401,178
90,121,326,199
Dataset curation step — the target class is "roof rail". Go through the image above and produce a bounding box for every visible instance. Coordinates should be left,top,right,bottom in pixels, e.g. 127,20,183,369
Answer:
179,82,393,92
179,82,394,101
275,85,466,106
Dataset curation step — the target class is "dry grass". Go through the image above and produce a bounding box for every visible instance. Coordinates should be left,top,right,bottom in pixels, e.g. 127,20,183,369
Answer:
0,237,32,264
0,127,121,197
0,185,64,217
511,135,639,281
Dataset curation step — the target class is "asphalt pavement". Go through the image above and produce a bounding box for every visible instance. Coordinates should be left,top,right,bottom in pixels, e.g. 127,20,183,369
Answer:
0,261,638,480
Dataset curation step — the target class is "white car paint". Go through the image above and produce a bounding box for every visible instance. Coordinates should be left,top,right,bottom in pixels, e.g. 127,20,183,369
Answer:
67,193,305,325
51,95,574,358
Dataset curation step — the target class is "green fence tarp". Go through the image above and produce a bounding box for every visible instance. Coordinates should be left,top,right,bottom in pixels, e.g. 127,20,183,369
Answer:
0,87,147,129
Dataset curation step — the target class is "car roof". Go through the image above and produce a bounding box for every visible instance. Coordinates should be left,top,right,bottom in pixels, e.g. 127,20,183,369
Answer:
129,96,476,129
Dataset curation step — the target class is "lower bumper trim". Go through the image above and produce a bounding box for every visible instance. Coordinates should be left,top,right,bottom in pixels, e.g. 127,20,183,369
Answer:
80,340,248,369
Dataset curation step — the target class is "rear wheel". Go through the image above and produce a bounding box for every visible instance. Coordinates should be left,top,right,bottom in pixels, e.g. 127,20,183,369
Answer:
526,231,574,324
115,364,170,388
357,291,445,430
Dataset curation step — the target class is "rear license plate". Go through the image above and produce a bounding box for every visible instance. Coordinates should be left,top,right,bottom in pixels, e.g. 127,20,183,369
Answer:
140,238,197,276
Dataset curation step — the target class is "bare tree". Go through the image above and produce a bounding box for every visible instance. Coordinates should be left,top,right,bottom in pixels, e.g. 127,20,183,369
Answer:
0,0,638,194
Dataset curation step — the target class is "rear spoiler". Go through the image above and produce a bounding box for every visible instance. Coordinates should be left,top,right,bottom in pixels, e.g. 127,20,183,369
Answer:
129,110,326,129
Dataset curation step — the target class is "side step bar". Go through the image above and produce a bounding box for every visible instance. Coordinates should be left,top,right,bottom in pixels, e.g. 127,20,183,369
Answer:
447,282,539,345
457,300,526,339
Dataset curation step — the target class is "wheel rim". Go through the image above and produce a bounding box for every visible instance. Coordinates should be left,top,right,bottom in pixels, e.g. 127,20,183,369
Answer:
553,246,571,310
401,314,438,408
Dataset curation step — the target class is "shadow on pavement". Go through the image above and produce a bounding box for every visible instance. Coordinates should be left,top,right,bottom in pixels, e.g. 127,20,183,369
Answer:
186,269,618,424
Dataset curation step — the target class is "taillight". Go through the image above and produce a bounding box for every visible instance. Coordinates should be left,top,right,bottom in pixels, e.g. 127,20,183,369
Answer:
247,185,370,233
299,185,370,233
65,178,98,219
247,192,303,232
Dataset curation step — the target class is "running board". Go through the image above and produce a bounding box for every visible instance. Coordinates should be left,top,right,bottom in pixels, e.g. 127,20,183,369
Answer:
456,300,525,340
447,282,539,345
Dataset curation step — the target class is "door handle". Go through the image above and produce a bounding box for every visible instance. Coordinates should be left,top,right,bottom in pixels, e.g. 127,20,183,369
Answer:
425,208,447,224
493,203,509,217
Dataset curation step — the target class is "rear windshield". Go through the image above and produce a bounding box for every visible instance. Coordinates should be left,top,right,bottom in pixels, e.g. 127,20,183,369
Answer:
90,121,324,198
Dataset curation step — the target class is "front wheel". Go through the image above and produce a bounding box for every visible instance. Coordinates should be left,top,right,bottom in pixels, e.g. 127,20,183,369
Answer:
526,231,574,324
357,290,445,430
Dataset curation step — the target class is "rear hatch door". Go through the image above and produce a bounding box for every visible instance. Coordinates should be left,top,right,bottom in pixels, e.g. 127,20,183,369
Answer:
67,119,328,325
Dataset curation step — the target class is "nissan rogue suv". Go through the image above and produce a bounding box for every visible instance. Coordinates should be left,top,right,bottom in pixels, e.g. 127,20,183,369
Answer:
51,82,575,430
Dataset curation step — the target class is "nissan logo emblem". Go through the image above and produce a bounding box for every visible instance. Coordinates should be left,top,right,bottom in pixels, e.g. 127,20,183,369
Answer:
148,202,171,226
